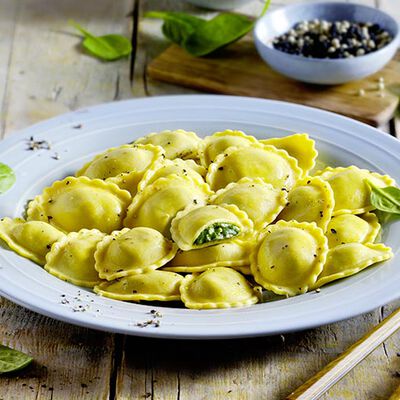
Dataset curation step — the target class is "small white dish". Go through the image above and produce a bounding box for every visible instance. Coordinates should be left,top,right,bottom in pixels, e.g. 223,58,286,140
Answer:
0,95,399,339
254,2,400,84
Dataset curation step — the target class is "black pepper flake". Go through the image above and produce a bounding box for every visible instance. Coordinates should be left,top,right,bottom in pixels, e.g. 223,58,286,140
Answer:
73,124,82,129
47,216,53,220
319,211,324,217
193,199,198,205
307,180,311,184
218,167,224,171
46,244,52,250
81,383,88,388
66,181,70,185
330,228,337,234
270,265,275,269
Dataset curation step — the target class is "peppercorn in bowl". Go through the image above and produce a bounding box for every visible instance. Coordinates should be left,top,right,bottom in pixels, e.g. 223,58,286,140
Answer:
254,2,400,84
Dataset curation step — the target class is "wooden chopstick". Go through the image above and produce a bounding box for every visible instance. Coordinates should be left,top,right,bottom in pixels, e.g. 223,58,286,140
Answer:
286,307,400,400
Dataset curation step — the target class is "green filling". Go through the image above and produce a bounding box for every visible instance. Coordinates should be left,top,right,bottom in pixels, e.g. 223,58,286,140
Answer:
194,223,240,245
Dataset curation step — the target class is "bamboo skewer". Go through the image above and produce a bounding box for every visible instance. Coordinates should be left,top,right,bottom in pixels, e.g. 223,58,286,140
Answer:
286,308,400,400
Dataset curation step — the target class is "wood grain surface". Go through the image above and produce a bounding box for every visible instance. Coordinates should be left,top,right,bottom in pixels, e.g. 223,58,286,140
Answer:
0,1,399,399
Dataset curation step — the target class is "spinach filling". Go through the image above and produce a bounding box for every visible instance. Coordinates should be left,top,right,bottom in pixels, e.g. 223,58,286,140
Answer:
194,223,240,245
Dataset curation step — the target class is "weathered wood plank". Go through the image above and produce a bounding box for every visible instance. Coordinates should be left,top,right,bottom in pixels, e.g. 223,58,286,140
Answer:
0,298,114,400
0,0,20,138
1,0,134,137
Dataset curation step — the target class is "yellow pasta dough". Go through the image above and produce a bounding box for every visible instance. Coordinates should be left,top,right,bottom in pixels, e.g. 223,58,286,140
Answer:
135,129,202,159
313,243,393,288
180,267,259,309
251,220,328,296
45,229,105,287
315,166,395,215
200,130,258,167
77,144,164,179
210,177,288,230
171,204,254,251
137,158,205,192
206,143,302,191
326,213,380,247
278,176,334,231
0,217,65,265
260,133,318,175
94,227,177,281
94,270,183,301
124,175,212,237
163,240,254,273
27,176,131,234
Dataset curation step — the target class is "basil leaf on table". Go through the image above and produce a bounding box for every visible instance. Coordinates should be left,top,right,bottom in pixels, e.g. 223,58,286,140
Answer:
0,345,33,374
0,162,16,194
145,0,271,57
69,20,132,61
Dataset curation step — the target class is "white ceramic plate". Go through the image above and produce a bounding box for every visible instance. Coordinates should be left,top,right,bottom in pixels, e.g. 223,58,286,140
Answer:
0,95,399,339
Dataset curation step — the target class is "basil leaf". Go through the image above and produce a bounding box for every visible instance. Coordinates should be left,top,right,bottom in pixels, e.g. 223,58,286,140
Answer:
368,181,400,214
70,20,132,61
0,345,33,374
184,13,254,57
146,1,271,57
0,162,16,194
194,223,240,245
375,210,400,225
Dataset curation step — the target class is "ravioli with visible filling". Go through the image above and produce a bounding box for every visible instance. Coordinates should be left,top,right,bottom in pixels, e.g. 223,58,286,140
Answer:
278,176,334,231
94,270,183,301
27,176,131,233
135,129,202,160
326,213,380,247
200,130,258,167
211,177,288,230
137,158,205,192
313,243,393,288
171,204,253,251
251,220,328,296
163,240,254,273
261,133,318,175
124,175,212,237
180,267,259,309
77,144,164,179
315,166,395,215
206,144,302,191
0,218,65,265
45,229,105,287
95,227,177,281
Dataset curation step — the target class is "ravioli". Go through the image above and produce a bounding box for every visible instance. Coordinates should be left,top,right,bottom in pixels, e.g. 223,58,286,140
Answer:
27,176,131,234
206,144,302,191
251,220,328,296
326,213,380,247
94,227,177,281
137,158,205,192
171,204,254,251
200,130,258,167
180,267,259,309
261,133,317,175
77,144,164,179
211,177,288,230
314,243,393,288
45,229,105,287
135,129,202,160
278,176,334,231
315,166,395,215
0,218,65,265
124,175,212,237
163,240,254,273
107,170,143,196
94,270,183,301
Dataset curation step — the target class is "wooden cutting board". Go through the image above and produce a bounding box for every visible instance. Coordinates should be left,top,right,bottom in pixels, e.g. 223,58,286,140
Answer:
147,38,400,127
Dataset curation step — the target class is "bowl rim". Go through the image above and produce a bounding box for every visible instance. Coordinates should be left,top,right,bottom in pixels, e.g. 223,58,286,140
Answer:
253,1,400,64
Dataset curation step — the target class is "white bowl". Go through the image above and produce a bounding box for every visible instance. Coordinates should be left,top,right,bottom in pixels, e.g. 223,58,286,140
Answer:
254,2,400,85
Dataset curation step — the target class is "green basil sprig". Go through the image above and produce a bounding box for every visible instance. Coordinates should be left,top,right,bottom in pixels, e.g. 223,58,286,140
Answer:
70,20,132,61
368,181,400,223
0,345,33,374
0,162,16,194
145,0,271,57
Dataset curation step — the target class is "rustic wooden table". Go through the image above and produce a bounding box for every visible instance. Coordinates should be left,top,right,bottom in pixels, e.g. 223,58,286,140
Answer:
0,1,399,399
